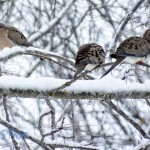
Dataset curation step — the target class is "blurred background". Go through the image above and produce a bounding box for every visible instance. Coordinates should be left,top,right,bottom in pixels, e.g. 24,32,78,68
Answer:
0,0,150,149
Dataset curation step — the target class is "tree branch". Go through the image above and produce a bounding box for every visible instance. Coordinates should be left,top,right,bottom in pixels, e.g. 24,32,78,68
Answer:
0,47,74,66
105,99,150,139
0,76,150,99
0,47,113,79
0,118,100,150
29,0,76,42
108,0,145,50
3,96,20,150
0,118,51,150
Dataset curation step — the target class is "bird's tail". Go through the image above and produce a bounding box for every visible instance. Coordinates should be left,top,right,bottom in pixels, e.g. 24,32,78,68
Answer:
101,57,125,79
73,64,86,79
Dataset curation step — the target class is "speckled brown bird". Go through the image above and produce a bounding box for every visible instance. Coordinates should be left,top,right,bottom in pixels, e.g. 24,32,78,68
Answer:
0,23,32,49
101,29,150,78
74,43,105,79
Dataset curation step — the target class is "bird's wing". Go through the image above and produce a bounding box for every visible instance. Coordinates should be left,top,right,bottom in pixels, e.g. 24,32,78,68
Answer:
8,27,32,47
88,43,105,64
111,37,150,58
75,43,92,67
75,43,105,66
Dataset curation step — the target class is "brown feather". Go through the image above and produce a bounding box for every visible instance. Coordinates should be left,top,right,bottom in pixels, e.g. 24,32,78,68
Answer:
8,26,32,47
0,23,32,48
74,43,105,78
0,24,14,49
101,28,150,78
112,37,150,58
74,63,86,79
143,28,150,43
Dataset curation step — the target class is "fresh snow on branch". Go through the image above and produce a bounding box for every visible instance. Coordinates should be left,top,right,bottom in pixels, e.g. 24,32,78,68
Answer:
0,76,150,99
0,46,74,66
29,0,76,42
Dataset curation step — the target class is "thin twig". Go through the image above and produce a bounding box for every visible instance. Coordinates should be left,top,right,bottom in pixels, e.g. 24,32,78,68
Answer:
0,117,51,150
108,0,145,50
23,139,31,150
38,111,51,138
70,99,75,140
145,99,150,107
43,128,63,138
3,96,20,150
105,99,150,139
45,99,56,140
29,0,76,42
42,117,65,142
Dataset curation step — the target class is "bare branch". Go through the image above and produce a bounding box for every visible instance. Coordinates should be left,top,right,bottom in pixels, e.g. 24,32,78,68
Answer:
3,96,20,150
105,99,150,139
108,0,145,50
45,99,56,140
0,117,99,150
29,0,76,42
0,117,51,150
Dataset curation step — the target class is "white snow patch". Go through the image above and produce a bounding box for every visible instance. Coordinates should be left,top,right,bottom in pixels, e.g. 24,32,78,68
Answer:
0,46,24,58
28,0,75,42
141,14,148,24
0,75,150,93
0,46,74,64
39,105,50,116
45,138,100,149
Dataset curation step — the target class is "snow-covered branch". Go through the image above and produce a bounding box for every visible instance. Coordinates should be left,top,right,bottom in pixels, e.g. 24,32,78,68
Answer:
0,47,74,66
0,117,99,150
108,0,145,50
0,47,114,79
0,76,150,99
29,0,76,42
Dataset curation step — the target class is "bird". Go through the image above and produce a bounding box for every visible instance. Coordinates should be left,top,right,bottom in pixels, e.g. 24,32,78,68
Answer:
101,29,150,78
0,23,32,49
74,43,105,79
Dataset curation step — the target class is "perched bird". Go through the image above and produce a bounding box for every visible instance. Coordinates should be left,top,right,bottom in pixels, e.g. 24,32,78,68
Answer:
0,23,32,49
74,43,105,79
101,29,150,78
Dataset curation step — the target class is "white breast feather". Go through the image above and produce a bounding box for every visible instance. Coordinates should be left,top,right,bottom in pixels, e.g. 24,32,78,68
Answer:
124,56,146,64
84,64,98,71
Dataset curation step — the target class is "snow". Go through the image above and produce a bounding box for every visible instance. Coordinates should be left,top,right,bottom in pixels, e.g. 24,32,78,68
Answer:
141,14,148,24
28,0,75,42
39,105,50,116
108,15,127,50
0,46,25,58
0,76,65,91
45,138,100,150
0,46,74,64
133,139,150,150
0,75,150,93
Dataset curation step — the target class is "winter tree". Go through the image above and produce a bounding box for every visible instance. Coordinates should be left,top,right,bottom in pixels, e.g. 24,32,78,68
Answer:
0,0,149,149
